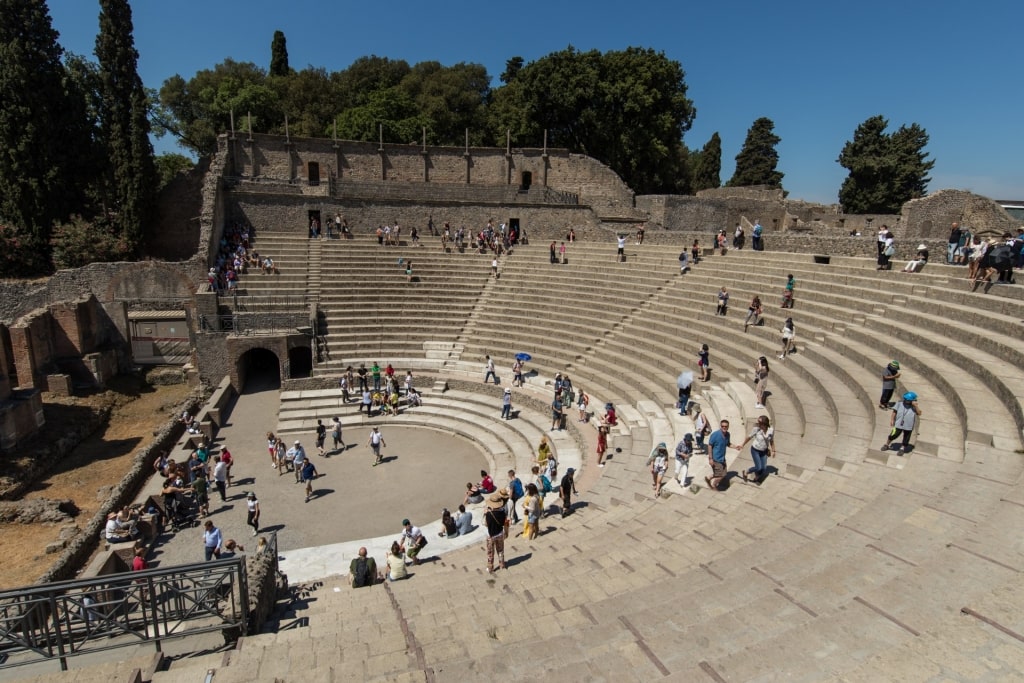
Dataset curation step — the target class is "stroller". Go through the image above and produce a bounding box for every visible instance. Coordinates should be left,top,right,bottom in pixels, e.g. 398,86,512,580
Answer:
165,492,198,532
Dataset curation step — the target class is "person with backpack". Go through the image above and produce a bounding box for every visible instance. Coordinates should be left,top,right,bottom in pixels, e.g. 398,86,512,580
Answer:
879,360,901,409
752,220,764,251
693,405,710,454
349,547,377,588
882,392,922,455
532,465,551,517
483,492,509,573
507,470,524,524
315,419,327,456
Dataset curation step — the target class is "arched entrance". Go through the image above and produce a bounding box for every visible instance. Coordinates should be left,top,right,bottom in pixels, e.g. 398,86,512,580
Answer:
237,348,281,393
288,346,312,379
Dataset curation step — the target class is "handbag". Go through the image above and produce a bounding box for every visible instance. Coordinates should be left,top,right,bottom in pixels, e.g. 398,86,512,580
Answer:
415,535,428,549
503,517,511,539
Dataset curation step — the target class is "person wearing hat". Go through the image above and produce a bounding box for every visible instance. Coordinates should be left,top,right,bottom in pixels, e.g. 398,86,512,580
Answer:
647,443,670,497
879,360,901,409
483,491,509,573
104,511,137,543
245,491,260,536
692,404,709,454
367,426,386,466
288,441,307,483
902,244,930,273
674,434,694,487
882,392,922,455
501,388,513,420
559,468,578,517
399,519,427,565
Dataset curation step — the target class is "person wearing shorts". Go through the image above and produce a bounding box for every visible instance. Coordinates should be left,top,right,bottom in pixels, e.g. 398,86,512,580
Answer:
400,519,426,566
705,420,739,491
616,234,626,262
367,426,386,466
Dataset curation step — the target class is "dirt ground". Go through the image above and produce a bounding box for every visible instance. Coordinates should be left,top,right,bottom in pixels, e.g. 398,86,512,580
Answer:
0,376,190,589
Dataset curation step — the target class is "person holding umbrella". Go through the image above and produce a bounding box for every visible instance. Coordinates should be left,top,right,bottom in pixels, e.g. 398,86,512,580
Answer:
677,371,694,416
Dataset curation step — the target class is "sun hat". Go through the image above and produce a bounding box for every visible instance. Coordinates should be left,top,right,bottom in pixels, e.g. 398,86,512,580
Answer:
247,492,256,499
917,244,927,250
485,491,509,509
566,468,575,475
504,388,511,393
293,440,300,445
890,360,900,369
684,433,693,442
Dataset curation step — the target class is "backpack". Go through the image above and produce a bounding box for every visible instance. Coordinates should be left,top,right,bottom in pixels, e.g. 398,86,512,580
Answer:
540,474,552,493
510,478,524,498
352,557,372,587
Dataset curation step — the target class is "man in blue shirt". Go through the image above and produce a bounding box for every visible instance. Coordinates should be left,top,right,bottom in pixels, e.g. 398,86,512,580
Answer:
705,419,739,491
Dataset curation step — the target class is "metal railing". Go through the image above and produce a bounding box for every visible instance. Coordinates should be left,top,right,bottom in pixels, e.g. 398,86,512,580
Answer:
0,557,249,671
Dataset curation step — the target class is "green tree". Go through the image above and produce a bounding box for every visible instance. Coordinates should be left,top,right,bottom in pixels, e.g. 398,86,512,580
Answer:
398,61,491,144
51,214,129,269
500,56,523,84
155,152,195,189
0,0,84,273
333,87,430,144
490,46,696,194
837,115,933,213
728,117,783,188
693,132,722,191
159,59,270,155
332,56,411,110
270,30,290,77
96,0,157,251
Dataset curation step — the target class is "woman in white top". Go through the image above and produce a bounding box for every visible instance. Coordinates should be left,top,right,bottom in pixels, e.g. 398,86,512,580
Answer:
779,318,795,360
737,415,776,483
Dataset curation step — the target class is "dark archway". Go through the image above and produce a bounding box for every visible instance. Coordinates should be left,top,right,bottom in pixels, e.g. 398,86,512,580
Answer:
288,346,312,379
237,348,280,393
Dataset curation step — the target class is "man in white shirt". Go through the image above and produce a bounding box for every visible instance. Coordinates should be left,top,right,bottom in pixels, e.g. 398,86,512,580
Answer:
617,234,627,262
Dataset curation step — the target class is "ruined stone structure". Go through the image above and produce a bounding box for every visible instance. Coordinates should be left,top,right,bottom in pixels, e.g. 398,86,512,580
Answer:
899,189,1020,238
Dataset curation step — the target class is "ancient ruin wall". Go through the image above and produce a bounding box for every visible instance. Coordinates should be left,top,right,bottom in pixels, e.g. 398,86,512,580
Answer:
221,133,636,218
900,189,1019,238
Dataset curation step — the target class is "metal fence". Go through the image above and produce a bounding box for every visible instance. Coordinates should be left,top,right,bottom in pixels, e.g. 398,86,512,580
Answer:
0,556,249,671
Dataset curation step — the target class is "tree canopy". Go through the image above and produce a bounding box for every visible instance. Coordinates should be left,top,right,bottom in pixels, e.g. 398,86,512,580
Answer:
838,115,933,213
728,117,784,188
270,30,289,77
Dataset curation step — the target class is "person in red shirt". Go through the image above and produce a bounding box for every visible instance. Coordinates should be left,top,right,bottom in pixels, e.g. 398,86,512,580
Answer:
132,547,148,571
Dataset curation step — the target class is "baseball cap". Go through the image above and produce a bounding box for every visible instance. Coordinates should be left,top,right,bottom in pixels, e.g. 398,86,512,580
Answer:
402,518,410,526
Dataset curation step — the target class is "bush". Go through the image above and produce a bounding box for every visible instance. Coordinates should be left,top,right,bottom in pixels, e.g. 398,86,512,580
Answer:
0,224,49,277
50,215,131,270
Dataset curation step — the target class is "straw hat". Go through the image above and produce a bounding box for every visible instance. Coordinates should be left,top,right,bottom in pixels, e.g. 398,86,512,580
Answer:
485,490,510,509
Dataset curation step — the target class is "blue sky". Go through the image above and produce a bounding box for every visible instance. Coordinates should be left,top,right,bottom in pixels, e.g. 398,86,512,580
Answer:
48,0,1022,204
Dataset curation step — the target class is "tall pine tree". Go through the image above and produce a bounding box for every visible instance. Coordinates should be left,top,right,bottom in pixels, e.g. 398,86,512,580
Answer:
0,0,81,273
270,30,290,77
96,0,157,252
728,117,784,189
838,115,933,213
693,132,722,191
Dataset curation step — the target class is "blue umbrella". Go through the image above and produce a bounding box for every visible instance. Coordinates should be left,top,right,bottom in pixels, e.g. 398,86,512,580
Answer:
515,352,532,362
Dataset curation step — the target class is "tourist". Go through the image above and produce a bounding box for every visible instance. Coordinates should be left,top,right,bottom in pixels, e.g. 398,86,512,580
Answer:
878,228,895,270
536,435,553,474
104,511,137,544
616,234,626,262
512,358,523,387
946,222,962,264
483,492,509,573
779,318,795,360
678,379,692,416
386,542,408,581
559,241,567,263
245,491,260,536
704,419,738,491
220,447,234,487
522,484,541,540
693,405,709,454
879,360,901,409
439,508,458,537
744,295,763,331
691,239,701,264
752,220,764,251
698,344,710,382
577,390,589,422
551,391,564,431
371,362,382,391
132,547,149,572
559,468,578,517
455,504,473,536
736,415,776,484
600,402,618,427
331,417,345,452
754,356,770,409
500,387,513,420
266,432,279,469
464,481,485,505
301,458,318,502
484,355,497,384
507,470,524,524
202,520,222,561
549,241,558,264
902,244,929,273
877,223,888,260
674,434,693,486
357,363,369,392
399,519,427,566
647,443,669,497
596,425,608,467
288,441,307,482
732,223,745,250
367,426,386,466
212,455,228,502
636,224,645,245
531,465,549,516
781,274,796,308
349,547,377,588
678,249,691,273
191,469,210,517
882,392,922,455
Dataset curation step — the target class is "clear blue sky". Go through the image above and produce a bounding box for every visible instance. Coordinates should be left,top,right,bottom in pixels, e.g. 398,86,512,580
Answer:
48,0,1023,204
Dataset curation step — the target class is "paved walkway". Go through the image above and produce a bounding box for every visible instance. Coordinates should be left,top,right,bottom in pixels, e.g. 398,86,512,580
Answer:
141,374,490,579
